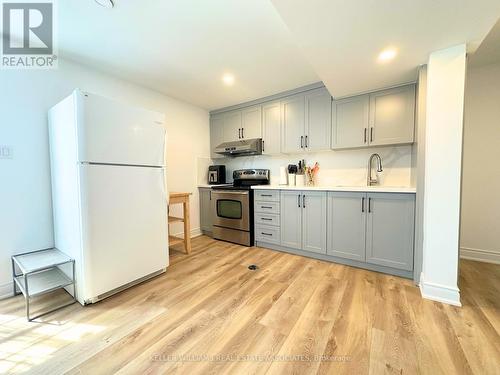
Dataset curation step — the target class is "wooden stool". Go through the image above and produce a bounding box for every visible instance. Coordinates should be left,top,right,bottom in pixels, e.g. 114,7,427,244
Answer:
168,192,192,254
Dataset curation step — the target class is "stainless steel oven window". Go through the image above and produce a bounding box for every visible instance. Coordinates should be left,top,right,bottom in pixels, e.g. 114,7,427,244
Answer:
217,199,242,219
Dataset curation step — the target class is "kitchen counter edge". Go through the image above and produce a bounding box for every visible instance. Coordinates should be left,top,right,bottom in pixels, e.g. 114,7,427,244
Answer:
251,185,416,193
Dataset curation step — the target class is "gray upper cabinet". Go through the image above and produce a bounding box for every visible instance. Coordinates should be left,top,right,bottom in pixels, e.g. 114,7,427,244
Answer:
366,193,415,271
280,190,302,249
332,95,369,149
223,111,242,142
262,101,281,155
305,88,332,152
369,85,415,146
331,84,415,149
241,105,262,139
327,192,366,261
210,115,224,159
281,94,305,153
302,191,327,254
199,188,213,233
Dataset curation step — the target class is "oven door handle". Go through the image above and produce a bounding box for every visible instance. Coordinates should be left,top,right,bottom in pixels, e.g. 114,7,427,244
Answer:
212,191,249,196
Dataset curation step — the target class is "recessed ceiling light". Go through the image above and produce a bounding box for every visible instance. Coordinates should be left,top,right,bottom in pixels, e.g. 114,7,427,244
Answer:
378,48,397,62
222,73,235,86
94,0,115,8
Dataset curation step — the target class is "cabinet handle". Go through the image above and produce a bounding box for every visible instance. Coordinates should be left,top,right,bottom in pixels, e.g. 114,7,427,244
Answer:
209,191,211,200
368,197,372,213
361,197,365,212
261,194,272,197
261,218,272,221
300,135,304,148
261,232,273,236
370,127,373,142
238,128,241,139
298,194,301,208
305,135,308,148
364,128,367,143
261,206,273,209
262,140,265,152
302,194,306,208
242,127,244,138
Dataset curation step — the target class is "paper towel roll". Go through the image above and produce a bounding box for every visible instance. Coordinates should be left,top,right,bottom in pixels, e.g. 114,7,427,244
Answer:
279,166,288,185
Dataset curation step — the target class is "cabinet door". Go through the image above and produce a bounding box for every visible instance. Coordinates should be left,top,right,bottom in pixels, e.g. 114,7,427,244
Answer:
327,192,366,261
241,105,262,139
369,85,415,146
280,190,302,249
302,191,327,254
223,111,242,142
366,193,415,271
281,94,305,153
199,188,213,232
331,95,369,149
210,115,224,159
305,88,331,152
262,101,281,155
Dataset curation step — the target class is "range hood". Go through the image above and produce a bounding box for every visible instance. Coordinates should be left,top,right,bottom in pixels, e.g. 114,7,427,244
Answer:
215,138,263,157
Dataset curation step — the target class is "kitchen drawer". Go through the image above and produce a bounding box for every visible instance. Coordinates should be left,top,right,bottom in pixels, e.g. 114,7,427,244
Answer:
255,225,281,245
254,190,280,202
254,201,280,214
255,213,280,227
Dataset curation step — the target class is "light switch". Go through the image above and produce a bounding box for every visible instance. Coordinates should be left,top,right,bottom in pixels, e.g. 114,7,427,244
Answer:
0,145,13,159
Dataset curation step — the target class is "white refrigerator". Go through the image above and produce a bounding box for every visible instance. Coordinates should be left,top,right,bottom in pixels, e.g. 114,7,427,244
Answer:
48,89,169,305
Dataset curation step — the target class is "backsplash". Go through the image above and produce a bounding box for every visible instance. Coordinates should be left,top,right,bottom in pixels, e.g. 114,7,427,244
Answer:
211,145,413,187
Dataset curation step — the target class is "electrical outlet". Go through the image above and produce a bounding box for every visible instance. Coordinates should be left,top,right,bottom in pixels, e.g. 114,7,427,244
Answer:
0,145,13,159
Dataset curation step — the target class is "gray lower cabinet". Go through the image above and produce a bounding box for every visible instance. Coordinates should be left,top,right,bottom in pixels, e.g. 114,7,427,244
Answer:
280,190,327,254
256,189,415,276
199,188,213,234
327,192,366,261
327,191,415,271
365,193,415,271
301,192,327,253
280,190,302,249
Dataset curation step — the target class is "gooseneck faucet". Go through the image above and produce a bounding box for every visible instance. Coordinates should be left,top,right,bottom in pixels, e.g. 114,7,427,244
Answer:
367,153,383,186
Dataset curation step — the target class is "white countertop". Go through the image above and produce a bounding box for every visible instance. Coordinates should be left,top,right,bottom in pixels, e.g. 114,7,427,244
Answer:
251,185,416,193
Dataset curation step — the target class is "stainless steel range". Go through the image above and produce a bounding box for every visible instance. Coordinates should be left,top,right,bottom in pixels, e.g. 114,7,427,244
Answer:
212,169,270,246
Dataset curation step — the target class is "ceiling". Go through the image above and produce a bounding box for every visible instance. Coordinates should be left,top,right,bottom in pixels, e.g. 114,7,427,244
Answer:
57,1,500,110
58,0,319,110
469,18,500,67
271,0,500,98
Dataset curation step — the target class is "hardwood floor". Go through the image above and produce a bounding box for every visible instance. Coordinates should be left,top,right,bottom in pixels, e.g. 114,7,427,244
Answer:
0,235,499,374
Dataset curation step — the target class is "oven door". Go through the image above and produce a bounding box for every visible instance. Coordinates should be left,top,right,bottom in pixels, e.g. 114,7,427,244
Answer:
211,190,250,231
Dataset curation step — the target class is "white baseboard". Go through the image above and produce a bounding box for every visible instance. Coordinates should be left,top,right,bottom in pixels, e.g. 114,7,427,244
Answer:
460,247,500,265
0,281,13,300
419,272,461,306
170,227,202,239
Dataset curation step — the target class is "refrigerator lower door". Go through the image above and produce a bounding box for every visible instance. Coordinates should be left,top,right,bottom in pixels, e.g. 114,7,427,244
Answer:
75,90,166,167
78,163,168,303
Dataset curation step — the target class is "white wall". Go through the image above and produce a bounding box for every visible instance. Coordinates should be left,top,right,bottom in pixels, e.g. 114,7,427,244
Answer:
420,45,467,306
0,59,209,298
460,62,500,264
219,145,413,187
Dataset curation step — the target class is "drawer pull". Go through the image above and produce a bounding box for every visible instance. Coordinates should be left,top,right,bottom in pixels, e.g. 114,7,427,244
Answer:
261,218,272,221
261,206,273,209
261,232,273,236
261,194,272,197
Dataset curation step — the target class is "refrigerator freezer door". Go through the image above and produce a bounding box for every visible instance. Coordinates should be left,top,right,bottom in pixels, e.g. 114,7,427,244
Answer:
78,164,168,302
76,90,166,166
